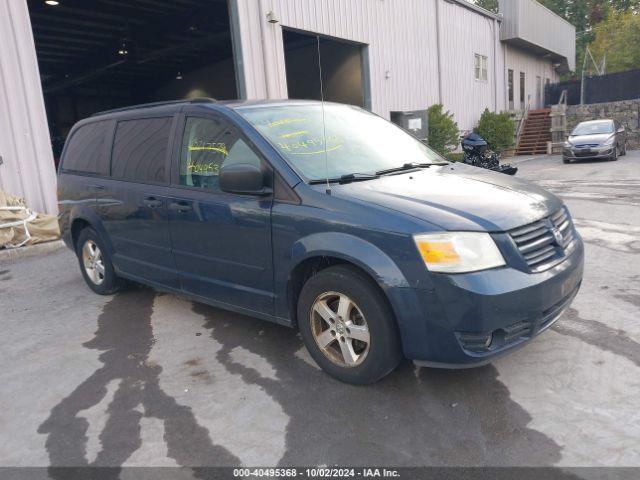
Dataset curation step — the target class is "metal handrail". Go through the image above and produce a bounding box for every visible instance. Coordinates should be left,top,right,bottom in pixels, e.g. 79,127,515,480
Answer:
558,89,568,107
516,104,531,146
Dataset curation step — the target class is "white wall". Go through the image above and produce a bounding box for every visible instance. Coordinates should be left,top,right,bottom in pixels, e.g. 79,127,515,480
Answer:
438,0,505,132
505,44,559,110
235,0,441,120
235,0,513,132
500,0,576,72
0,0,57,214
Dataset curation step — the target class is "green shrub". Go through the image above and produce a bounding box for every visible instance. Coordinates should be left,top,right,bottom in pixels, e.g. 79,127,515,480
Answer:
475,108,514,153
427,104,460,156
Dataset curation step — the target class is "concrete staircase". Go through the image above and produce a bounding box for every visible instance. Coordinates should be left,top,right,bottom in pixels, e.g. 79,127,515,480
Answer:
516,108,552,156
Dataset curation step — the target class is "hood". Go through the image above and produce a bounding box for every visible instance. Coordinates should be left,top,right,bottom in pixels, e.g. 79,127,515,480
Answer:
568,134,613,146
329,163,562,232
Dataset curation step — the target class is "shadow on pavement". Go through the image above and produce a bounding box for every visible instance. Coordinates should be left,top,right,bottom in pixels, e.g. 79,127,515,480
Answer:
37,287,567,470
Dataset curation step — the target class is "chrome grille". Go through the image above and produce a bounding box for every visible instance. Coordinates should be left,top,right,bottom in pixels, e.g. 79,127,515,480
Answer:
509,208,577,272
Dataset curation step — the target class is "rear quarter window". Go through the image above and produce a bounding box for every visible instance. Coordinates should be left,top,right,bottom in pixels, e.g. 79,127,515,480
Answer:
111,117,173,184
61,121,110,175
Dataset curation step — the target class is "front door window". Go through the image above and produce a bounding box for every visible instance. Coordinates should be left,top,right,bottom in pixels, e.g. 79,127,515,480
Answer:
179,117,263,191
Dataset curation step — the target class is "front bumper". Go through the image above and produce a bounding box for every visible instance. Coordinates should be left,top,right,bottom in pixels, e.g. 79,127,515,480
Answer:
563,146,614,160
388,235,584,367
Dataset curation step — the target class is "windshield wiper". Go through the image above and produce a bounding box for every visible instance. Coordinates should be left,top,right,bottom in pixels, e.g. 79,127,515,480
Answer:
309,172,380,185
376,162,445,176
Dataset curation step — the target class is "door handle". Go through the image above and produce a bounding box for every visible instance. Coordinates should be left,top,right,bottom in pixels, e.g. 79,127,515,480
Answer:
143,197,163,208
87,184,105,192
169,201,192,212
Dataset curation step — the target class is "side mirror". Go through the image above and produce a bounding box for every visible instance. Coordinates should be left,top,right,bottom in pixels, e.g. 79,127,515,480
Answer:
618,128,625,133
219,163,271,196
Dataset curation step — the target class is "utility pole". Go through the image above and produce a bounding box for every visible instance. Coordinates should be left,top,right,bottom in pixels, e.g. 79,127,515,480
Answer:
581,47,605,105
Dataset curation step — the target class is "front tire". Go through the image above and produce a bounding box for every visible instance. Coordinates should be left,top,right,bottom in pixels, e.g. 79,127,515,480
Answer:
76,228,122,295
297,265,403,384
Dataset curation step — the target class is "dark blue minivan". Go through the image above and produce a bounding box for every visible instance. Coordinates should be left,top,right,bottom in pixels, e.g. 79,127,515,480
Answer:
58,98,584,384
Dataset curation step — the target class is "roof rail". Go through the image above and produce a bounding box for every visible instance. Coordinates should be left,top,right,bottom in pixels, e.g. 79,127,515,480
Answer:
91,97,217,117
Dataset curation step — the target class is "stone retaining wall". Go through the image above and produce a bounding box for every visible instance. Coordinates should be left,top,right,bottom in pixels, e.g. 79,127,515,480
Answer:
566,100,640,150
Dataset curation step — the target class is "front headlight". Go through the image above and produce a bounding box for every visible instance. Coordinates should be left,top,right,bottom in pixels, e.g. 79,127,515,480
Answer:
564,141,572,148
413,232,506,273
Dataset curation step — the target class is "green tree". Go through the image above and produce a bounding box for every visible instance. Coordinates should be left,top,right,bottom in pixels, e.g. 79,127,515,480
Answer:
474,0,499,13
537,0,640,76
476,0,638,77
589,11,640,73
427,104,460,156
475,109,514,153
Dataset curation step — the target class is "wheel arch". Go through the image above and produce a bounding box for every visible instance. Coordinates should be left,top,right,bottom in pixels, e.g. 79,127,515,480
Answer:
68,207,114,254
286,232,410,329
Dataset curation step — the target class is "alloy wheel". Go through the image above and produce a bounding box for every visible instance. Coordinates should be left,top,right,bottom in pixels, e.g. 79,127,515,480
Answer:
310,291,371,367
82,240,105,285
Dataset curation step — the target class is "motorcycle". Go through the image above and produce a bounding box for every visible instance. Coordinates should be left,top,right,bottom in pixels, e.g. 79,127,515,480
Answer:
461,132,518,176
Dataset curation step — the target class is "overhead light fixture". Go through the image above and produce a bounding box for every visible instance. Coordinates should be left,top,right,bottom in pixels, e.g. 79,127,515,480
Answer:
176,71,183,80
45,0,60,5
117,41,128,56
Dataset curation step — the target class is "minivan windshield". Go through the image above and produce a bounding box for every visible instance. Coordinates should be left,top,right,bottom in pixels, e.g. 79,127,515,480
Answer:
571,121,614,136
238,103,445,182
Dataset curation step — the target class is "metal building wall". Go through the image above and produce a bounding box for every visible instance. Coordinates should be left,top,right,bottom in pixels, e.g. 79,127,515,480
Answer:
0,0,57,214
500,0,576,72
438,0,505,132
234,0,510,132
505,44,559,110
234,0,441,121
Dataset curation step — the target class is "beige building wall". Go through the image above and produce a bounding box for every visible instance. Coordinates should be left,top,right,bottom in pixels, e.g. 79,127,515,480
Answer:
505,44,560,110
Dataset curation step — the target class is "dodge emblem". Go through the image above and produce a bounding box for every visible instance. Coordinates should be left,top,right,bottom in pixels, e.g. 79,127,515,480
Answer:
551,227,564,247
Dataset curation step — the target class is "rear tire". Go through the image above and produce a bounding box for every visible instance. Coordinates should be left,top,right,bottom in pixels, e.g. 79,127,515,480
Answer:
76,228,122,295
297,265,403,384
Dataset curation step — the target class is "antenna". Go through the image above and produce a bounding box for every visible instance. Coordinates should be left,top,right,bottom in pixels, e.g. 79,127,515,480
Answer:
316,35,331,195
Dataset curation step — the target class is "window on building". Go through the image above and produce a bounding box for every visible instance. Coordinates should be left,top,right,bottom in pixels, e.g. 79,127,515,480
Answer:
61,121,110,175
179,117,262,191
508,69,514,110
520,72,526,109
474,54,488,82
536,76,542,108
111,117,172,183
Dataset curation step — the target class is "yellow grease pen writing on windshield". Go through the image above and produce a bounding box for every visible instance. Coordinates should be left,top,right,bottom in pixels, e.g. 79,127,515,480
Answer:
266,118,307,128
280,130,309,139
289,144,343,155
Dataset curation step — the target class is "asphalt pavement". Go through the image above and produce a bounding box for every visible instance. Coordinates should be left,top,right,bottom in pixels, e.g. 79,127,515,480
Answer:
1,152,639,470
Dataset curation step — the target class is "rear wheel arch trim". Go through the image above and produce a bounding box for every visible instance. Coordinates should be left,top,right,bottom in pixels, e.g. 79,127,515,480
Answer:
69,210,114,255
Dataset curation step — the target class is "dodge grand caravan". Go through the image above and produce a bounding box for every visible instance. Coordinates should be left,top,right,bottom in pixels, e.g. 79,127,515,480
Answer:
58,98,584,384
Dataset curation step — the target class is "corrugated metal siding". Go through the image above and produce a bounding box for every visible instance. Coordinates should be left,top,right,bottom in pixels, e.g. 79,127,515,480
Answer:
439,0,505,132
499,0,576,71
505,44,559,109
0,0,57,214
235,0,510,131
235,0,441,122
